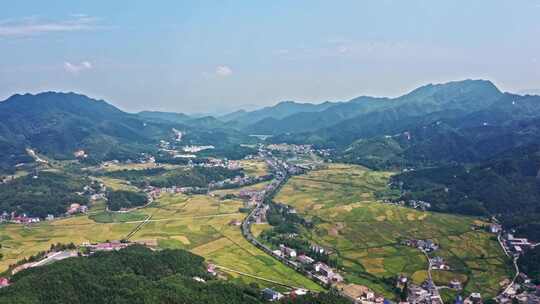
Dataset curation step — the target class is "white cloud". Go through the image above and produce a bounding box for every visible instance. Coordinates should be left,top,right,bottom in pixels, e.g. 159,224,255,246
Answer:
215,65,233,77
64,61,93,74
0,15,99,37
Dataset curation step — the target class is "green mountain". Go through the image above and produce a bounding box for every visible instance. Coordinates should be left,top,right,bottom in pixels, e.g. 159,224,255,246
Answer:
0,92,253,172
137,110,192,124
392,144,540,282
246,79,503,136
0,245,349,304
266,80,504,143
222,100,338,127
0,92,177,170
337,93,540,168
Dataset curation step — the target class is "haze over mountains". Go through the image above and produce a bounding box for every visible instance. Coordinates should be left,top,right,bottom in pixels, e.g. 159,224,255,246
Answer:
1,79,539,173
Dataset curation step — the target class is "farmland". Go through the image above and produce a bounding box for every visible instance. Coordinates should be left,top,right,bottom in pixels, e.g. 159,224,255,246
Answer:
0,191,321,291
272,164,512,299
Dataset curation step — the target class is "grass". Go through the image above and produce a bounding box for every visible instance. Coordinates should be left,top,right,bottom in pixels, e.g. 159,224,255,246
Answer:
0,216,138,271
272,164,512,298
89,211,147,223
97,177,140,191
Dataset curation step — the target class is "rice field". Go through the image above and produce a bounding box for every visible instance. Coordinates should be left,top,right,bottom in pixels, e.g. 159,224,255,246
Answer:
0,192,322,291
272,164,512,298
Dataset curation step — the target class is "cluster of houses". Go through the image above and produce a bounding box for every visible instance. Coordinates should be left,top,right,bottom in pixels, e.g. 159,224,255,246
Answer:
182,145,215,153
265,144,313,155
402,239,439,253
238,190,265,207
502,233,534,257
406,281,444,304
208,174,273,191
66,203,88,215
82,241,131,252
496,274,540,304
382,199,432,211
429,256,449,270
341,283,386,304
270,243,343,285
145,185,207,199
1,212,41,224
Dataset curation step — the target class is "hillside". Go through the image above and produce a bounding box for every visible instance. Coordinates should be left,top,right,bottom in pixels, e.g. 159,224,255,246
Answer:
0,245,263,304
0,92,175,171
0,93,253,172
337,103,540,169
0,171,89,218
393,144,540,240
222,100,338,127
247,79,503,137
0,244,349,304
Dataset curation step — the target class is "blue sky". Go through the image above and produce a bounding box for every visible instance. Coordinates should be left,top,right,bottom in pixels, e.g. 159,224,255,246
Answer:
1,0,539,113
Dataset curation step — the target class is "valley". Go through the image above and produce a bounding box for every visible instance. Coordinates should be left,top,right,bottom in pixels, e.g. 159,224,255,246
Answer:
1,81,540,303
268,164,512,301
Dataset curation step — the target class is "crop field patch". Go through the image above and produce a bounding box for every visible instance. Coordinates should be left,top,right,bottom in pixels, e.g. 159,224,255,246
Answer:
0,191,321,291
269,164,512,298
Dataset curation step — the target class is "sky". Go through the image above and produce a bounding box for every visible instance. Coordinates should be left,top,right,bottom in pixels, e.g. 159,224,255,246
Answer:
1,1,539,114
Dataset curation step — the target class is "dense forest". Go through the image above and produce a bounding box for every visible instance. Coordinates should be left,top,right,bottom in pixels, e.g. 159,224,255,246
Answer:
393,144,540,283
518,246,540,283
107,190,148,211
0,246,261,304
393,144,540,221
0,245,350,304
104,166,243,188
0,171,89,218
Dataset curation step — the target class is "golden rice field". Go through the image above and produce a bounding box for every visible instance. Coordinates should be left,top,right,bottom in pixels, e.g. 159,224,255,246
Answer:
0,192,322,291
272,164,512,298
238,159,269,177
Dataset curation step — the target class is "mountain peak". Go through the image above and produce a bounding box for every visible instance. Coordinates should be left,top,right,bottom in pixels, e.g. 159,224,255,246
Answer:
405,79,501,97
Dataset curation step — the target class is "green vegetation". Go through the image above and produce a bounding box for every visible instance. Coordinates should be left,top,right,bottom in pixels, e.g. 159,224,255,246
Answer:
393,144,540,217
104,166,243,188
0,245,265,304
89,211,147,223
0,245,349,304
393,144,540,281
0,171,89,217
272,164,512,298
0,193,322,292
107,190,148,211
519,246,540,283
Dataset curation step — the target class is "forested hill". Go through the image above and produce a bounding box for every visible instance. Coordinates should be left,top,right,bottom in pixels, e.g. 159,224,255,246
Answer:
245,79,503,137
0,92,173,170
0,245,261,304
0,245,350,304
392,144,540,282
0,92,252,172
393,144,540,240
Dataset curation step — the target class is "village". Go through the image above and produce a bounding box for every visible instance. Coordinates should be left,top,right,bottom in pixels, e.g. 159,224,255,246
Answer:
1,142,540,304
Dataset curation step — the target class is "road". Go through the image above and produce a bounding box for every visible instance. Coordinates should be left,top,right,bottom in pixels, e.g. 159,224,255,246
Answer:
239,155,357,302
502,257,520,295
496,232,521,297
421,249,444,303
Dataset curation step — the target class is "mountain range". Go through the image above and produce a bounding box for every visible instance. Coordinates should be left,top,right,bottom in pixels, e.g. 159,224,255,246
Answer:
2,79,539,173
0,92,248,171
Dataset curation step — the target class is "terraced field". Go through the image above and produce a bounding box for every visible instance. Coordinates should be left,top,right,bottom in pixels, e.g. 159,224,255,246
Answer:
273,164,512,299
0,192,321,291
